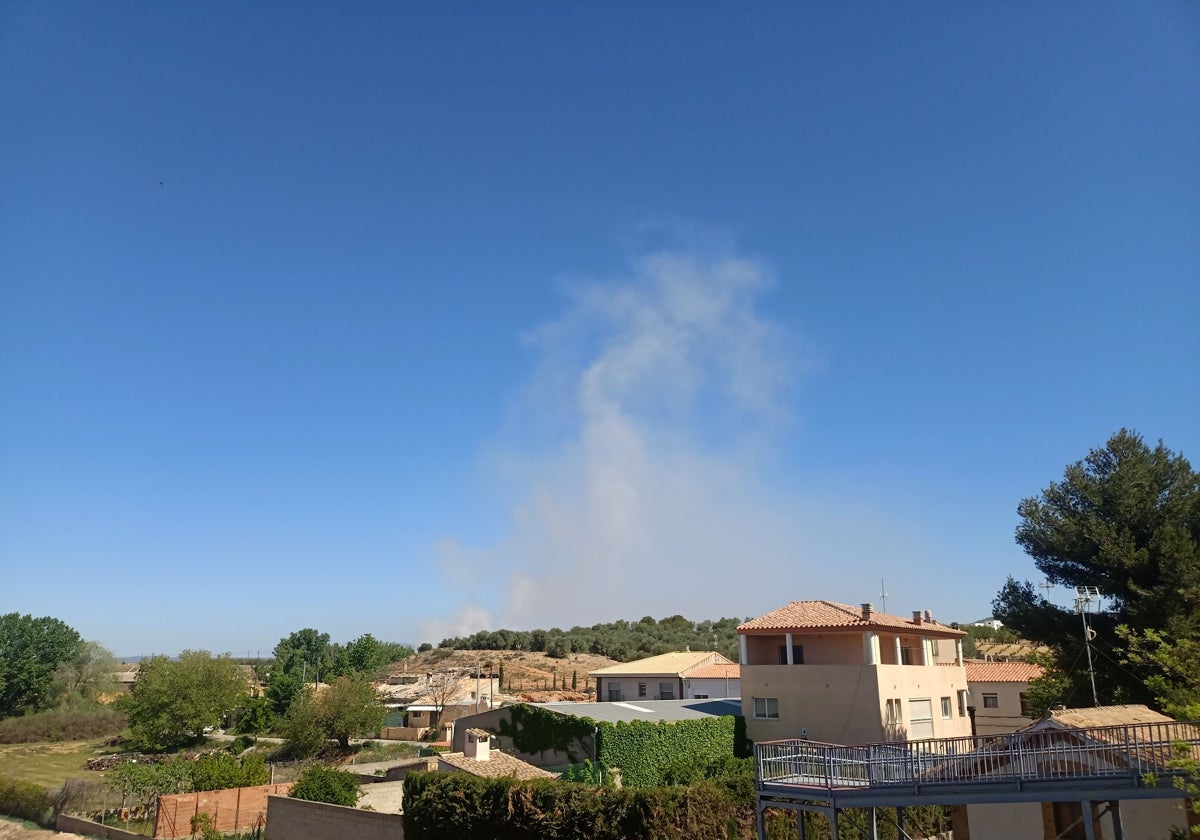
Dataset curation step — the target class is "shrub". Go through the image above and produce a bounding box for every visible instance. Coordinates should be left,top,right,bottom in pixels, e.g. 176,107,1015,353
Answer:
0,773,53,825
0,705,126,744
289,764,361,807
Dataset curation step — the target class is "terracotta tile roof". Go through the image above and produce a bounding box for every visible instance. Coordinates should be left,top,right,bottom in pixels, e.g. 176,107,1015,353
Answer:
964,661,1045,683
738,600,964,637
589,651,732,677
438,750,558,780
1043,704,1175,729
684,662,740,679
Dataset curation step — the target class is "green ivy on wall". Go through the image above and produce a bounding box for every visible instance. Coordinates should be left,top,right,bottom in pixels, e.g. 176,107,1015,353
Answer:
596,716,736,788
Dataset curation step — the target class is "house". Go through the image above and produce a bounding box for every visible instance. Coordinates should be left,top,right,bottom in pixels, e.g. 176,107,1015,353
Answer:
589,650,737,702
437,729,558,780
682,661,740,700
961,705,1199,840
738,600,971,745
964,659,1044,735
968,617,1004,631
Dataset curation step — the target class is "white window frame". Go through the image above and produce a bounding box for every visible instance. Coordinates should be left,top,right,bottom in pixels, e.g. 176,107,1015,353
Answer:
941,697,952,719
753,697,779,720
982,693,999,709
885,698,902,725
957,690,969,716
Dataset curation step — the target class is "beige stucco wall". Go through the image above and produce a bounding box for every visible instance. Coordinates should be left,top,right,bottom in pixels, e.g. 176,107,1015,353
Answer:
969,679,1035,735
1115,798,1189,840
964,802,1045,840
684,677,740,698
357,781,406,814
966,799,1188,840
741,662,971,745
596,675,681,701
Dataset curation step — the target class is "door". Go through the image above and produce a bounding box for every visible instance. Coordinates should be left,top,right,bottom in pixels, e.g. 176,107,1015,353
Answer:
908,698,934,739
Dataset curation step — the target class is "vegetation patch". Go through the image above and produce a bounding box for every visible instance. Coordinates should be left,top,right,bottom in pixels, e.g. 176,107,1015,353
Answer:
0,706,126,745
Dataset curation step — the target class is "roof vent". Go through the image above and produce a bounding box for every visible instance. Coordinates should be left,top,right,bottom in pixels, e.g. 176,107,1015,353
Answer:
912,610,923,625
861,603,874,620
924,610,932,622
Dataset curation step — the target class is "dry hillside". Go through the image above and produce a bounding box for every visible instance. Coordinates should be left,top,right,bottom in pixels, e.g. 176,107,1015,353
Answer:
385,649,618,701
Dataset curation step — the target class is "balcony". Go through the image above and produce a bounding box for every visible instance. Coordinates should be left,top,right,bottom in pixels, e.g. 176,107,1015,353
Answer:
755,720,1200,808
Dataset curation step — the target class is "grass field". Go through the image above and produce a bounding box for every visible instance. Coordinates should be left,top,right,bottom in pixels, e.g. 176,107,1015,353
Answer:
0,741,110,790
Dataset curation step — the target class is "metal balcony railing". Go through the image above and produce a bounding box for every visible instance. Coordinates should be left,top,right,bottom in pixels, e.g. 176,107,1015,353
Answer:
756,721,1200,791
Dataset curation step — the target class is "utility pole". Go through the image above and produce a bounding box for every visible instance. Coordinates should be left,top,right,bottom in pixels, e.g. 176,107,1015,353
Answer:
1074,586,1101,706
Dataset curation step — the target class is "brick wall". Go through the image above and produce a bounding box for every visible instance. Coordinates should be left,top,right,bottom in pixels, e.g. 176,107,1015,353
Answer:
264,795,404,840
153,783,293,838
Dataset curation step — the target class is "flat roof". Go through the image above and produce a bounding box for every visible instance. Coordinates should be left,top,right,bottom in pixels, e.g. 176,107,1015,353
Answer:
533,697,742,724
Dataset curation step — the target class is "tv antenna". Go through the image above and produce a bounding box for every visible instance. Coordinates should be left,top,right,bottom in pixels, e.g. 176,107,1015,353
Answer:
878,579,889,613
1074,586,1101,706
1039,579,1055,600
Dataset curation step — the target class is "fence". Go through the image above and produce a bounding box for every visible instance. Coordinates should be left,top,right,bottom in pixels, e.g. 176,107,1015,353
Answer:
756,720,1200,791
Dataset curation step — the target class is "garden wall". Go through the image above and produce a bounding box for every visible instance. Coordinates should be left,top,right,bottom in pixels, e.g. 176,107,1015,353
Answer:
264,795,404,840
56,814,146,839
153,782,293,838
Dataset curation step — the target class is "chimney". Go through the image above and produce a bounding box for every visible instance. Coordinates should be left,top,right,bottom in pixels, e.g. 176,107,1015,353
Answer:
924,610,932,623
684,644,690,652
861,603,874,620
912,610,923,625
464,729,491,762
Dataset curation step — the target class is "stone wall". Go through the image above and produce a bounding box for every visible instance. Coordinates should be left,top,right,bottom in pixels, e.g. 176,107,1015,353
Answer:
264,795,404,840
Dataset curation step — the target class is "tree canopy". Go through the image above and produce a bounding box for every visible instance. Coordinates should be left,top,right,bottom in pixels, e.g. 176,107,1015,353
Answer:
0,613,85,718
994,429,1199,708
119,651,248,751
435,615,744,663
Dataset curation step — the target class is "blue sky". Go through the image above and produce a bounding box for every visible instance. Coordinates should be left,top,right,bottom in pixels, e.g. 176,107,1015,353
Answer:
2,3,1197,658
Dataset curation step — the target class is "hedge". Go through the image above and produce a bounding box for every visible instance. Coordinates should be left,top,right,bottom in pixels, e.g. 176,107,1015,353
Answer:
0,773,53,825
402,772,750,840
495,703,738,787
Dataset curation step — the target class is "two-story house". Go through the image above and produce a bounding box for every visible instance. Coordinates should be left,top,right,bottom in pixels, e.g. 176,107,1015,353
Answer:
738,600,971,745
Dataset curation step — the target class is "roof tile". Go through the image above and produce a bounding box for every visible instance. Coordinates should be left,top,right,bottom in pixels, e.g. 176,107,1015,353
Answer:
738,600,964,637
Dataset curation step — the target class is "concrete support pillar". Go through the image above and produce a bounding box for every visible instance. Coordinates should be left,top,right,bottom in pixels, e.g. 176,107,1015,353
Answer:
1109,799,1124,840
893,635,902,664
955,639,964,666
785,633,794,665
1082,800,1096,840
950,804,970,840
863,631,878,665
739,635,748,666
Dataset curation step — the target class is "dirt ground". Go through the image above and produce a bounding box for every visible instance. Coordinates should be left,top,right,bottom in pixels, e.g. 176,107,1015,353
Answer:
0,818,85,840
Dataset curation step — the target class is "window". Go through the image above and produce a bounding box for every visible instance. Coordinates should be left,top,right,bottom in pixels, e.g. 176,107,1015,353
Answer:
1020,692,1034,717
885,698,902,725
608,687,622,701
900,647,914,665
753,697,779,720
694,694,709,699
777,644,805,664
982,693,999,709
659,682,675,700
941,697,952,719
637,683,647,698
957,690,969,716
